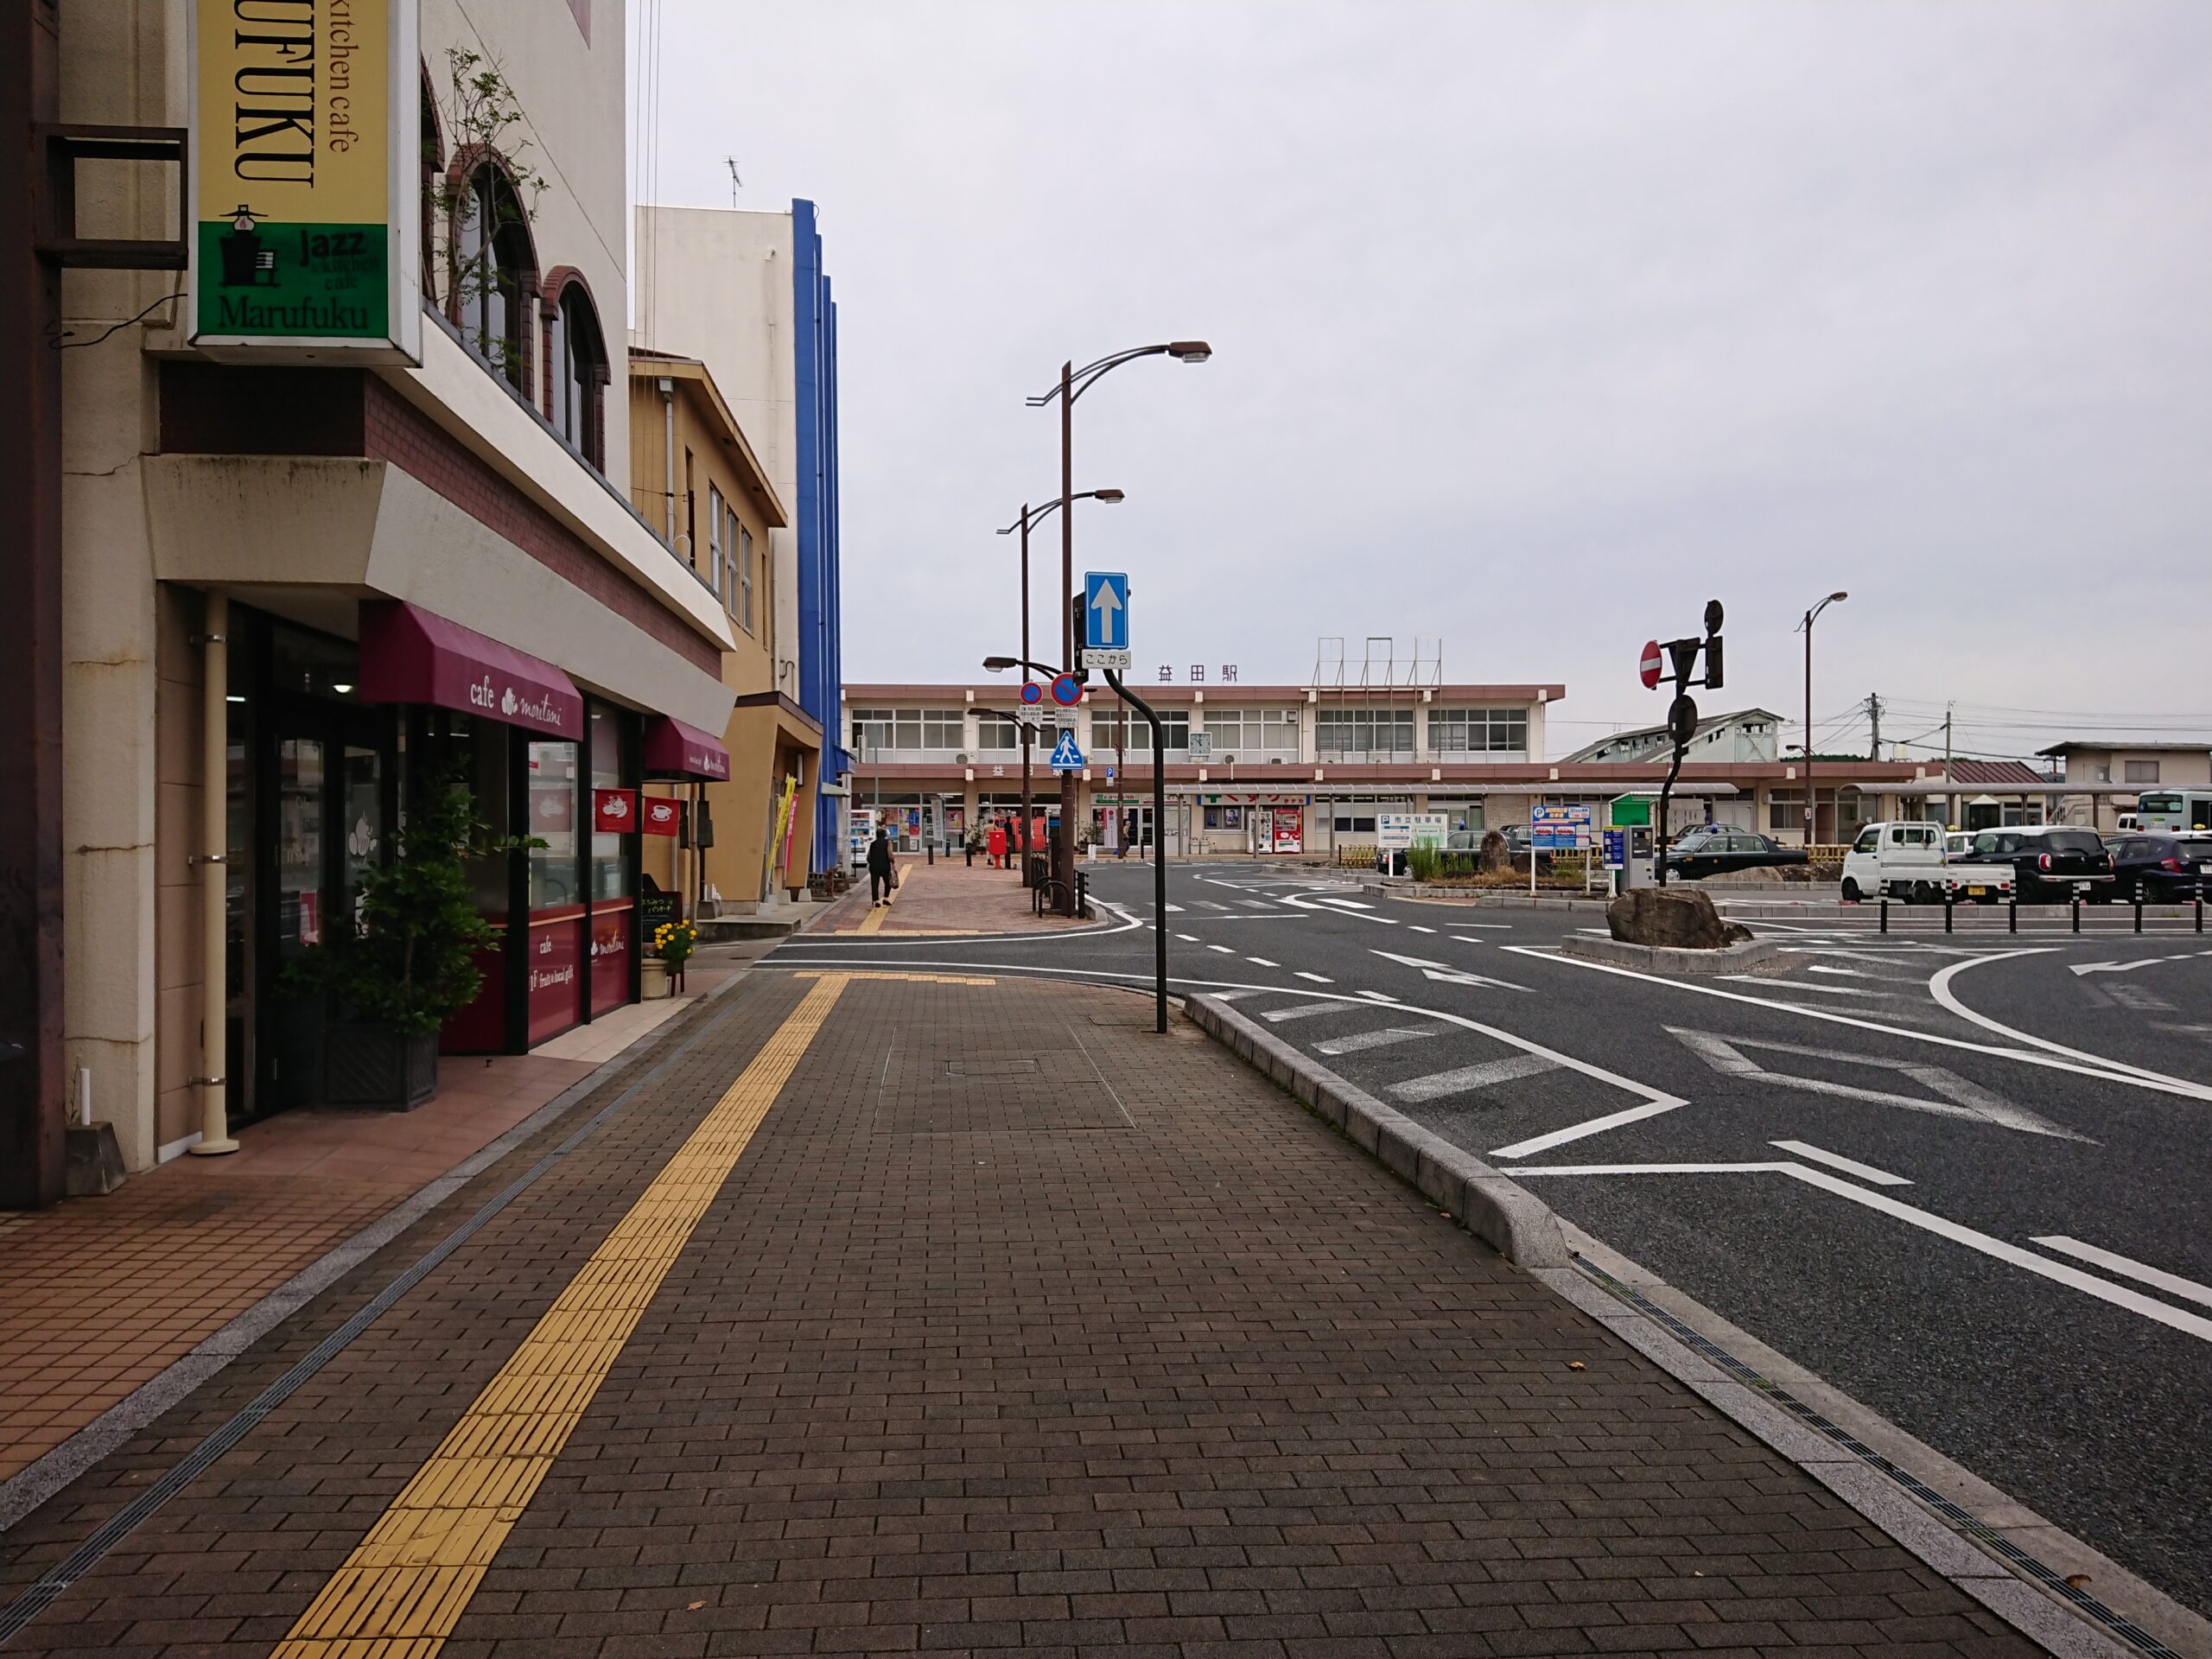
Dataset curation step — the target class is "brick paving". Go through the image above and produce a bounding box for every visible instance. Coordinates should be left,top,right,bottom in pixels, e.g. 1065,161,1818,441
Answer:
814,858,1091,935
0,953,747,1488
0,970,2048,1656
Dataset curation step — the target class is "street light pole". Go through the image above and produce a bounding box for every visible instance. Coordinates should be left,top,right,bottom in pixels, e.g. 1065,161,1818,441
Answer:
1027,340,1210,915
1799,591,1848,848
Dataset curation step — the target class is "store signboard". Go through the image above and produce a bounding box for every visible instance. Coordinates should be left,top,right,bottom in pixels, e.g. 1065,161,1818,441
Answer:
190,0,421,360
640,798,681,836
593,789,637,833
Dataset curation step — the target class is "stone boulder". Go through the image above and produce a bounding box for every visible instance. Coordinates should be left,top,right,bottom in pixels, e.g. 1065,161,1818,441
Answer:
1606,886,1751,950
1477,830,1511,874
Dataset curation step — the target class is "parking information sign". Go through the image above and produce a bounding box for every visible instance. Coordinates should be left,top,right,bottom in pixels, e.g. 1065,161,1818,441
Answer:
1531,804,1593,850
1602,829,1626,870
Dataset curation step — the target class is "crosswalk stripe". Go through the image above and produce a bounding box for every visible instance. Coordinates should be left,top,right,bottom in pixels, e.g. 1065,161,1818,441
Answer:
1261,1002,1351,1024
1389,1053,1558,1102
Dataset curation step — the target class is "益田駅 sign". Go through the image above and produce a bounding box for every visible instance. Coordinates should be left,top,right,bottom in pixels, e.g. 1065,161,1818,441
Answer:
191,0,420,360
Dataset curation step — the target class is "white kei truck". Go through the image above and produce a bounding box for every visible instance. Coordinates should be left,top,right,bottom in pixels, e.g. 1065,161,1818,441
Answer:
1841,821,2017,904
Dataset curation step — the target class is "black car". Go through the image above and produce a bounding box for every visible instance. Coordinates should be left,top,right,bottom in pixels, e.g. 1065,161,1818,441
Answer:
1961,826,2114,902
2107,832,2212,901
1662,827,1811,880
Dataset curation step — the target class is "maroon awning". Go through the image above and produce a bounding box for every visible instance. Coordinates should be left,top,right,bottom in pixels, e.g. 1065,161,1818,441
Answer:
359,601,583,738
643,715,731,782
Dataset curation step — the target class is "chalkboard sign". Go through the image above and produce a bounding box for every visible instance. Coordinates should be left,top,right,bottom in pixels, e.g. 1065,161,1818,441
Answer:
640,890,682,933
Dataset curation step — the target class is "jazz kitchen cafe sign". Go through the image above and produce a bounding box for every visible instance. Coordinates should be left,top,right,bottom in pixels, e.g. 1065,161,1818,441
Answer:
191,0,421,360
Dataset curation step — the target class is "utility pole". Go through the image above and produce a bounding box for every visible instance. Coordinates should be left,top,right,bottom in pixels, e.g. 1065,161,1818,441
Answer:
1866,692,1881,761
1943,705,1955,830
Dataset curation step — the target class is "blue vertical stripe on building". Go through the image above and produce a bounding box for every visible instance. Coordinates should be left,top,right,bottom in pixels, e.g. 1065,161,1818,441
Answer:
791,199,847,873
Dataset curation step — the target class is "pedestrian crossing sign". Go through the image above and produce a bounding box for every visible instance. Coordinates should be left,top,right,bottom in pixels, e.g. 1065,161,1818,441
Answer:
1047,730,1085,772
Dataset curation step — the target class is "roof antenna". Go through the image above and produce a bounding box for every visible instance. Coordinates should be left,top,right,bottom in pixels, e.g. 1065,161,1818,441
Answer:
724,156,741,208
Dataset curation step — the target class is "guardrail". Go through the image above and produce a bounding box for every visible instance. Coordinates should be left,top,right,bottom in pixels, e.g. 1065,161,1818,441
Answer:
1877,891,2206,935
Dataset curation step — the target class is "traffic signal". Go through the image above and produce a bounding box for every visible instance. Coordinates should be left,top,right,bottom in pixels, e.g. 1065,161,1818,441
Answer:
1703,633,1723,691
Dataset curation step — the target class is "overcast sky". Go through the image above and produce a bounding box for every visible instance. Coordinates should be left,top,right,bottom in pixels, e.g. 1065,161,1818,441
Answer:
627,2,2212,760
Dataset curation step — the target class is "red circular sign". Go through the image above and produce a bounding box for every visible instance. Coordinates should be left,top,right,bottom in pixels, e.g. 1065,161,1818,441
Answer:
1639,639,1664,690
1020,680,1043,705
1050,674,1082,707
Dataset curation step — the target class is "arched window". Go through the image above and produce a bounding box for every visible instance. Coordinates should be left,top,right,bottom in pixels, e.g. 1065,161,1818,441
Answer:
453,163,535,392
543,280,607,471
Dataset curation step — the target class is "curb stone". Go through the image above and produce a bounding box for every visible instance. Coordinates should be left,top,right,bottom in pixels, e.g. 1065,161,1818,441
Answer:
0,963,764,1536
1184,989,2142,1659
1183,993,1568,1268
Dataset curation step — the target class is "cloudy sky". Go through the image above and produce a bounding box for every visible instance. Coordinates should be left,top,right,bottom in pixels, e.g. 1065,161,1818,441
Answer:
628,2,2211,760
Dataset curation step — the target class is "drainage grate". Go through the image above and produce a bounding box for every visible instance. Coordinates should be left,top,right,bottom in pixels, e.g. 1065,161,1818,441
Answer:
1571,1254,2182,1659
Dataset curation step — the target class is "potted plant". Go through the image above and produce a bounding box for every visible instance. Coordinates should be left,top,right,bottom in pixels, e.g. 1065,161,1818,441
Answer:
648,916,697,997
283,769,537,1110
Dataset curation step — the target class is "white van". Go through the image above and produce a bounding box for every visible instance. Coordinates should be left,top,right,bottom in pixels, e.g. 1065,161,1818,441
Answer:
1843,821,2014,904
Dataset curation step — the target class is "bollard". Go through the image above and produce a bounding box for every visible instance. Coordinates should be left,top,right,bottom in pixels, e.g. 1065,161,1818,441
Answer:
927,840,934,866
1878,897,1889,936
2134,898,2143,935
2071,897,2081,933
2008,896,2017,934
1943,890,1954,934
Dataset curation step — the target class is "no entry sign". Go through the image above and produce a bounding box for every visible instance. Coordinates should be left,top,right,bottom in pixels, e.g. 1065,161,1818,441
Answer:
1639,639,1664,690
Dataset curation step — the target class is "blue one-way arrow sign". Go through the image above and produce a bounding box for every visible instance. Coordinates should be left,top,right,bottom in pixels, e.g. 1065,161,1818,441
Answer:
1084,570,1128,652
1047,729,1085,772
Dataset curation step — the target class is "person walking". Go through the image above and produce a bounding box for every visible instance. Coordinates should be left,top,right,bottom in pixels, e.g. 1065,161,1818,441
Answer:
867,825,896,906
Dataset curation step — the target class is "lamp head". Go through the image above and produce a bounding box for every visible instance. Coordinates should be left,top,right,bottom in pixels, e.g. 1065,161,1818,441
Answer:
1093,488,1126,503
1830,590,1850,603
1166,340,1211,363
982,655,1016,672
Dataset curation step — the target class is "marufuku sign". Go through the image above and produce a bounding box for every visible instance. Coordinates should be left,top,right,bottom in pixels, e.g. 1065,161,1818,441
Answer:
191,0,420,360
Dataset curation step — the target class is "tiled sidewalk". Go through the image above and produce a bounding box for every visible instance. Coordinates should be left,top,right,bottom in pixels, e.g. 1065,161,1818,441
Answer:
812,855,1094,935
0,953,752,1486
0,969,2050,1656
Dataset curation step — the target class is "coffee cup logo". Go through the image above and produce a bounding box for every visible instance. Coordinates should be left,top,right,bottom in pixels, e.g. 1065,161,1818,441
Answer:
500,687,518,718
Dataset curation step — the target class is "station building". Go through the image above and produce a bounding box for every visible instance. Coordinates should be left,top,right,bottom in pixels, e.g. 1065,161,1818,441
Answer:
841,679,2075,859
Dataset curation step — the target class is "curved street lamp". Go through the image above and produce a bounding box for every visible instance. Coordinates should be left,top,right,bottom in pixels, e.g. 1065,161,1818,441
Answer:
1025,342,1211,911
1797,591,1849,848
994,490,1124,886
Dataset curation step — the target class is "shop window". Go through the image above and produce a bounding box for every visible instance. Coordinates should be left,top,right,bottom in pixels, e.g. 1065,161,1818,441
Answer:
527,740,581,908
738,524,755,632
454,162,536,393
588,703,628,903
544,282,607,470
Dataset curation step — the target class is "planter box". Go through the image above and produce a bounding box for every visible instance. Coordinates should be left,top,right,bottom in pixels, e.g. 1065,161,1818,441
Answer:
641,958,674,1000
322,1020,441,1110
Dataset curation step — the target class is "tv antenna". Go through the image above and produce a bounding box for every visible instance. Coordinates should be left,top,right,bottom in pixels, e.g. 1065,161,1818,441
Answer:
724,156,742,207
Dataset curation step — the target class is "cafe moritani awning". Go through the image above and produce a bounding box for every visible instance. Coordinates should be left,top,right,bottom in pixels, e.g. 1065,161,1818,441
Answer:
642,715,731,781
358,601,585,737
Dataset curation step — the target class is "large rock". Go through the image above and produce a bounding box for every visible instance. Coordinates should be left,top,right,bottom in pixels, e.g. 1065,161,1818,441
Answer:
1477,830,1511,874
1606,886,1751,950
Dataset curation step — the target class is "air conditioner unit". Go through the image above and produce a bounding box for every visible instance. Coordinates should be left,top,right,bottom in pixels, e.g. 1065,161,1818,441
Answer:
1220,753,1239,765
955,752,969,764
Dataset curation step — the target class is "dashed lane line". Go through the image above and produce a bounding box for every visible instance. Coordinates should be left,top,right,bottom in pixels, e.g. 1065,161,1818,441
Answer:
2030,1236,2212,1310
1313,1027,1438,1057
1294,971,1333,983
1389,1053,1558,1103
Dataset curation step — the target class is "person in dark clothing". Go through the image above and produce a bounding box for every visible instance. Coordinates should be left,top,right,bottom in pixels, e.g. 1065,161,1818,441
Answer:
867,826,895,905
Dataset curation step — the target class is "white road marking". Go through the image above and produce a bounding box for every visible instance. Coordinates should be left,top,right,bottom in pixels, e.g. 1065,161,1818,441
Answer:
1447,938,1489,947
2069,956,2190,976
1408,925,1437,934
1206,944,1236,954
1164,903,1184,912
1511,1160,2212,1344
1261,1002,1351,1024
1669,1027,2088,1141
1358,990,1399,1002
1315,1027,1439,1056
1371,950,1451,969
1246,957,1279,968
1198,900,1230,912
1719,975,1885,997
1390,1053,1559,1102
1514,945,2212,1101
1319,898,1374,910
1770,1140,1911,1186
1175,933,1201,943
1421,966,1531,993
1489,1098,1691,1160
2031,1236,2212,1310
1294,970,1332,983
1805,964,1872,978
1927,955,2212,1099
1240,899,1277,910
1452,923,1514,930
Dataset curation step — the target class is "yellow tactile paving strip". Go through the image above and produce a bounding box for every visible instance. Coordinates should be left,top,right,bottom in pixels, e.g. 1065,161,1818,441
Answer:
269,974,855,1658
853,870,901,933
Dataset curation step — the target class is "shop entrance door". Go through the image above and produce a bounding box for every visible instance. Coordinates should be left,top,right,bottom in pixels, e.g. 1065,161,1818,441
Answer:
251,700,394,1119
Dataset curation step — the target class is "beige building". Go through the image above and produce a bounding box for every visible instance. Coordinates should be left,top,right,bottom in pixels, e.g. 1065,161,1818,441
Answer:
2037,741,2212,832
627,349,823,911
16,1,742,1196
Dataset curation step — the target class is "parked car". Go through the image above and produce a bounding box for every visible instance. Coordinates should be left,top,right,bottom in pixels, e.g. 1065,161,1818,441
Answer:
1959,826,2114,903
2107,833,2212,901
1842,821,2015,903
1662,827,1810,880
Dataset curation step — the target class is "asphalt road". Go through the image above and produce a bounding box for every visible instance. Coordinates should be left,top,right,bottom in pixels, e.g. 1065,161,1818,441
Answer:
768,861,2212,1622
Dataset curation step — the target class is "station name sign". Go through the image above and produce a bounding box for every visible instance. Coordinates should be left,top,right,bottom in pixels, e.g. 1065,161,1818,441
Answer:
191,0,421,361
